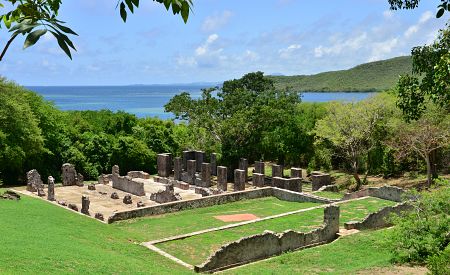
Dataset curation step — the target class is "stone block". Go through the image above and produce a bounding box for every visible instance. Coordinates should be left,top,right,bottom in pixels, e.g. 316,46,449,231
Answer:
186,160,196,184
200,162,211,188
234,169,246,191
26,169,43,192
255,161,265,175
81,195,90,215
239,158,249,183
217,166,228,191
272,164,283,178
157,153,172,177
174,157,182,181
253,173,265,187
311,172,331,191
127,171,150,179
195,151,205,172
182,150,195,170
291,167,302,179
47,176,55,201
210,153,217,176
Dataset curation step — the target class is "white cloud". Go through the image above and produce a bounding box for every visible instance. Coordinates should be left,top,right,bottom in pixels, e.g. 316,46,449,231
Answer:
368,38,399,61
419,11,433,24
202,11,233,32
314,32,367,58
278,44,302,59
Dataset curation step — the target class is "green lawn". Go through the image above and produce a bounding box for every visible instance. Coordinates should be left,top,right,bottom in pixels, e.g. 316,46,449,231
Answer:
224,229,394,274
113,196,320,241
155,197,396,265
313,191,344,200
0,192,401,274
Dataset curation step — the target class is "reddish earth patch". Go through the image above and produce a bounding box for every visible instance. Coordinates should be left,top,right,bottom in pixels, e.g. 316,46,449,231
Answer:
214,213,259,222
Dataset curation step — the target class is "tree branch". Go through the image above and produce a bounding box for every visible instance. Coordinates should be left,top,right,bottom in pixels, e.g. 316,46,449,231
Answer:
0,33,19,62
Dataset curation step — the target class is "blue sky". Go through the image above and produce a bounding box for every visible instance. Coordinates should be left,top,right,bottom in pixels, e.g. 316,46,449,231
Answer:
0,0,449,85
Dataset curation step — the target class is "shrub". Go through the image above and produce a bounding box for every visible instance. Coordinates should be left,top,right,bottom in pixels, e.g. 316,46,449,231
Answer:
426,245,450,275
387,187,450,272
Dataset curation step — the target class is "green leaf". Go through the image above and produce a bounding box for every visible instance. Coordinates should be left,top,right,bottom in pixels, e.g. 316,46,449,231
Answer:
131,0,139,7
3,15,11,29
181,1,189,23
54,22,78,35
120,2,127,22
50,31,72,59
125,0,134,13
23,29,47,49
436,8,445,18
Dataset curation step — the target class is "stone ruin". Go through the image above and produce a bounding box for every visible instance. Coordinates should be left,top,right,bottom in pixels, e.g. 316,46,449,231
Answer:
26,169,45,196
111,165,145,196
311,171,331,191
47,176,55,201
150,184,182,204
123,195,133,205
81,195,90,215
61,163,83,186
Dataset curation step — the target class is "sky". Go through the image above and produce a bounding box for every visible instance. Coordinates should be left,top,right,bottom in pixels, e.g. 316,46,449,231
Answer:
0,0,449,86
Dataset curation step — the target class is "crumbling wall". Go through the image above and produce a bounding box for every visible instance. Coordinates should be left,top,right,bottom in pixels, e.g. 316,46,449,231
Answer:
344,202,412,230
112,175,145,196
195,205,340,272
150,185,182,203
343,185,406,202
127,171,150,179
272,187,332,204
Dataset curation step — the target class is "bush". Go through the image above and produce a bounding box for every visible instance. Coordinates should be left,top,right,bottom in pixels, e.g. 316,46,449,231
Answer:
387,187,450,272
426,245,450,275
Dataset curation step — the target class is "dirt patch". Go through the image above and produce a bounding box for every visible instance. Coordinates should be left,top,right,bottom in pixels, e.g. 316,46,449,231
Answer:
214,213,259,222
357,265,428,275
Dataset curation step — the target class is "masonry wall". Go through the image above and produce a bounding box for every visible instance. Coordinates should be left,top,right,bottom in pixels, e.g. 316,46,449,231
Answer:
107,187,328,223
195,205,340,273
342,185,406,202
112,175,145,196
344,202,412,230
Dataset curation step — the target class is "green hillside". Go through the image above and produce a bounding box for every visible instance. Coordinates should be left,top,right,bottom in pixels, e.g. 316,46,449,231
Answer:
268,56,412,92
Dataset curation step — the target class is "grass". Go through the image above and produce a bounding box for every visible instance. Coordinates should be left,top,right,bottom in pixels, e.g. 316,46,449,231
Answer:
313,191,344,200
224,229,394,274
0,192,401,274
113,196,320,241
155,197,396,265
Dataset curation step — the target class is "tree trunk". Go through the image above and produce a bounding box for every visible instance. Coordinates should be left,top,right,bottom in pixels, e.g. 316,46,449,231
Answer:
425,153,432,188
430,149,438,179
352,161,362,190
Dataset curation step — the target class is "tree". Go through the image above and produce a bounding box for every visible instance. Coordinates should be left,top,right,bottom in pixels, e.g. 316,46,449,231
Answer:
387,105,450,187
395,22,450,121
314,94,397,190
388,0,450,18
0,0,193,60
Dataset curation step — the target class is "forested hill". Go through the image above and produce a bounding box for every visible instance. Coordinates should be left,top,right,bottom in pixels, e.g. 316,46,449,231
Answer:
268,56,412,92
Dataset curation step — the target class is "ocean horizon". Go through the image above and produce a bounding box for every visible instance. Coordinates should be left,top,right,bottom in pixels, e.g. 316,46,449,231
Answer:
27,85,377,119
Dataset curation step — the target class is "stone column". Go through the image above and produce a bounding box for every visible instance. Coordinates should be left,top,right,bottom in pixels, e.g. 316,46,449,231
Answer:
195,151,205,172
47,176,55,201
311,172,331,191
253,173,265,187
201,163,211,188
81,195,90,215
174,157,182,181
210,153,217,176
272,164,283,186
112,165,120,178
183,150,195,170
217,166,228,191
255,161,265,175
234,169,246,191
239,158,248,183
187,160,196,184
291,167,302,179
157,153,172,177
285,178,302,192
62,163,77,186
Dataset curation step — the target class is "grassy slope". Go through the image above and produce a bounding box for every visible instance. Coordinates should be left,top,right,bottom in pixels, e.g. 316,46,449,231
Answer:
0,194,399,274
268,56,412,92
156,197,396,265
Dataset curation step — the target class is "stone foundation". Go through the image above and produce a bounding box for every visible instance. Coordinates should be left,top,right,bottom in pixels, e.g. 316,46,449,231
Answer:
311,172,331,191
112,175,145,196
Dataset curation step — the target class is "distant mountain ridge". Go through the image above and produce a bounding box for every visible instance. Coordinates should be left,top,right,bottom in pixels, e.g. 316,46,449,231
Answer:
267,56,412,92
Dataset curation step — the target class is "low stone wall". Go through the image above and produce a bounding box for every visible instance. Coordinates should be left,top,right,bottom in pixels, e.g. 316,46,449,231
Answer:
107,187,328,223
343,185,406,202
112,175,145,196
127,171,150,179
344,202,412,230
195,205,340,272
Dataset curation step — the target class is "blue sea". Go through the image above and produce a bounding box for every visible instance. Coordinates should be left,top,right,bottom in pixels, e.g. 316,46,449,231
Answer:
27,85,376,120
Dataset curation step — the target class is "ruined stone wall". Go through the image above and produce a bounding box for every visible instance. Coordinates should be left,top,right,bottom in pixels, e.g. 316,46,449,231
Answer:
112,175,145,196
108,187,328,223
344,202,412,230
343,185,406,202
127,171,150,179
195,205,340,272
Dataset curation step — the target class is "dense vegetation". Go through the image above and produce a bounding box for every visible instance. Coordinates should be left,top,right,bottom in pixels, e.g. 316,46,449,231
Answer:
267,56,412,92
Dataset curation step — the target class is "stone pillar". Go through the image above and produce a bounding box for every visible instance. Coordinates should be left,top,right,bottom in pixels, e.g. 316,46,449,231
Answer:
234,169,246,191
187,160,196,184
112,165,120,178
311,172,331,191
272,164,283,186
174,157,182,181
210,153,217,176
183,150,195,170
253,173,265,187
324,205,340,238
239,158,248,183
47,176,55,201
81,195,90,215
291,167,302,179
26,169,43,192
195,151,205,172
285,178,302,192
201,163,211,188
255,161,265,175
62,163,78,186
157,153,172,177
217,166,228,191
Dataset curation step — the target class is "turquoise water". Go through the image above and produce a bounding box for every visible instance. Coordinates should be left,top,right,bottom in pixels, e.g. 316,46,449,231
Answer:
28,85,376,119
